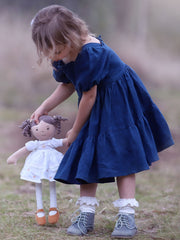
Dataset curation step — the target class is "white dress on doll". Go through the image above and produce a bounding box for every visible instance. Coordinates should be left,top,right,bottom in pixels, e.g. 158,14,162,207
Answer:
20,138,64,183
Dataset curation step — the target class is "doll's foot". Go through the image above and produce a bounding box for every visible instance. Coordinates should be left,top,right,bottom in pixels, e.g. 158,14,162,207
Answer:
35,209,46,226
48,208,60,224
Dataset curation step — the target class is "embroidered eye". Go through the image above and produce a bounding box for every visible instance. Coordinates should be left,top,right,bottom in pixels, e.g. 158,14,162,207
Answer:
47,127,50,130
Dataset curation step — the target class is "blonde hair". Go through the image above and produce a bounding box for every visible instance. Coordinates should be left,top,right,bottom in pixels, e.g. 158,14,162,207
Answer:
31,5,90,63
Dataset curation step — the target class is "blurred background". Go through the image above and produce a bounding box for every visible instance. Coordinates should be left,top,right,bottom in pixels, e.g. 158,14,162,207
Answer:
0,0,179,154
0,1,180,239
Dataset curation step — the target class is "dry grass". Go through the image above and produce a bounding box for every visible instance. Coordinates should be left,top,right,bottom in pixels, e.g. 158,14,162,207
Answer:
1,5,180,240
1,142,180,240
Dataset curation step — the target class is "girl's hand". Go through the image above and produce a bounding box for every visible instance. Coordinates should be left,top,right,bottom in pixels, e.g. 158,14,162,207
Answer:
31,106,48,123
66,128,79,147
7,156,18,165
62,138,68,146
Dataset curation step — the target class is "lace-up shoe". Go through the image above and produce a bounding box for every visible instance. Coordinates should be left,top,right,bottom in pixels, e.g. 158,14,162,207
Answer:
67,210,94,236
111,213,137,238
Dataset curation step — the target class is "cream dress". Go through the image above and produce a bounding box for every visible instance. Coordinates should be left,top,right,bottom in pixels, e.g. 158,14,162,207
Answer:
20,138,63,183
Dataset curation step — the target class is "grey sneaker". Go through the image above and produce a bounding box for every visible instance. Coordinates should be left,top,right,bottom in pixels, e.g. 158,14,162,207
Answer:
67,210,95,236
111,213,137,238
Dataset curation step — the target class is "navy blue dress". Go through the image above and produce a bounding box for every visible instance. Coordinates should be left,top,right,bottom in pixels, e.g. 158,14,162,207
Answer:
53,37,174,184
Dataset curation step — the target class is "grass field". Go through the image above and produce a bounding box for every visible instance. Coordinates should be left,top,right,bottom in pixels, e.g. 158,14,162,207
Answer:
0,88,179,240
0,147,180,240
1,4,180,239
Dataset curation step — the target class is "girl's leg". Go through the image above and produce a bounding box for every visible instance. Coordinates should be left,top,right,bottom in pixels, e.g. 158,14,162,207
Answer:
78,183,98,213
112,174,139,238
117,174,135,199
67,183,98,236
80,183,97,197
35,183,46,225
48,181,59,224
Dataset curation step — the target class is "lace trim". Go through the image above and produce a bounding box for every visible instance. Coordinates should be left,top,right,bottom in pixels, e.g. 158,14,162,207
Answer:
113,198,139,208
76,197,99,206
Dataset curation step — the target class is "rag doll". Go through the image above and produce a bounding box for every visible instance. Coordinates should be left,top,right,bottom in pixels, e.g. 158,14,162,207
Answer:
7,115,67,226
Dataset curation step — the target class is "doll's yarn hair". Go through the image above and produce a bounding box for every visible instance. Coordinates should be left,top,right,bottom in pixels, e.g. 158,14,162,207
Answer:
20,115,66,137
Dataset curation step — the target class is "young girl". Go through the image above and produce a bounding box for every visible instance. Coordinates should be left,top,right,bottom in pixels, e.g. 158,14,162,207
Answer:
7,115,67,226
30,5,174,238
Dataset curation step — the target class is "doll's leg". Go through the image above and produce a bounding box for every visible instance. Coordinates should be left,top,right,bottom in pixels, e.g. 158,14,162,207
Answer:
67,183,98,236
48,181,59,224
35,183,43,214
35,183,46,225
112,174,139,238
49,181,57,209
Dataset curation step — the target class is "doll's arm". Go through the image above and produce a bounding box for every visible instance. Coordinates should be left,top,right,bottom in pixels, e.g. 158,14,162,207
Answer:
7,146,29,165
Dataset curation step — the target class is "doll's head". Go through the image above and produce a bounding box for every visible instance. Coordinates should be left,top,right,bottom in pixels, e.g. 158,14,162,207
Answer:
31,5,90,63
20,115,66,141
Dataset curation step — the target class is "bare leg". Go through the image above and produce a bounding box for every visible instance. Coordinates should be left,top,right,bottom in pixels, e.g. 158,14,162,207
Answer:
67,183,98,235
112,175,138,238
80,183,98,197
117,174,135,198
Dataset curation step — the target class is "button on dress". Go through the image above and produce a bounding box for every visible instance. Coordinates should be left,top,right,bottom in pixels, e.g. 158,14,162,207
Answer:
53,37,174,184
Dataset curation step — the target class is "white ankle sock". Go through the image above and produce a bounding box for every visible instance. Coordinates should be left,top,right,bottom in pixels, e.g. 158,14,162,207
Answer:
113,198,139,215
80,204,96,213
76,196,99,213
119,206,135,214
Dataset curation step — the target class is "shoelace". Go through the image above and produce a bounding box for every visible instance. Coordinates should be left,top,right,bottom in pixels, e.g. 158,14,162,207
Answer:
115,214,135,230
71,209,88,235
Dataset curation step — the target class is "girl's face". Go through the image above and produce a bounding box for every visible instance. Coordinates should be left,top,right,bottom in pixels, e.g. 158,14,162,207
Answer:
31,120,56,141
45,44,72,63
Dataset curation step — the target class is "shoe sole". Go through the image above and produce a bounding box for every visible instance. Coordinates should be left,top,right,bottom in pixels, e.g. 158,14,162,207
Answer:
111,232,137,239
67,228,94,236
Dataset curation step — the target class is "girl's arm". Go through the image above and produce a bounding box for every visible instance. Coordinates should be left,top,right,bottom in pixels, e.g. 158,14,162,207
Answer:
66,85,97,146
31,83,75,122
7,146,29,165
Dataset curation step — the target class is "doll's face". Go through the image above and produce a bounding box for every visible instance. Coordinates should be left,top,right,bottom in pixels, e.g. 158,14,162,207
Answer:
31,121,56,141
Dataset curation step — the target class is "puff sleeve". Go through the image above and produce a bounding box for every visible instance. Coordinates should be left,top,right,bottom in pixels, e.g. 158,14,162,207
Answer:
25,140,39,151
49,138,63,148
73,46,109,92
52,61,71,83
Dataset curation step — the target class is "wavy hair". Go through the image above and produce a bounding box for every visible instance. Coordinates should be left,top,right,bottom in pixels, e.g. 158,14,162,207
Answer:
31,5,90,63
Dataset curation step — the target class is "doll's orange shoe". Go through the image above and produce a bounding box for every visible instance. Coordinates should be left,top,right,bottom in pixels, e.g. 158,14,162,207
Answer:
35,209,46,226
48,208,60,224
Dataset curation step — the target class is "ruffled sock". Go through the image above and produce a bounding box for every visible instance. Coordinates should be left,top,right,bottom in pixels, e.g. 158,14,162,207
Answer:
76,196,99,213
113,198,139,214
